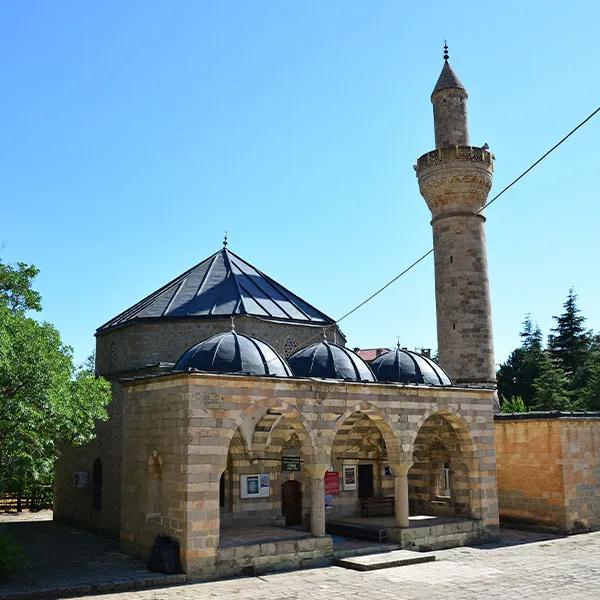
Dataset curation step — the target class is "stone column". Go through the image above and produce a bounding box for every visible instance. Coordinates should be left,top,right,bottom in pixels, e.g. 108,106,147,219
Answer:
393,463,413,528
308,465,328,537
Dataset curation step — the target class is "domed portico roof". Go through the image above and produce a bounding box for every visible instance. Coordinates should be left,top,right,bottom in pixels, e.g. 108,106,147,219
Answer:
174,330,292,378
369,345,452,386
288,340,375,382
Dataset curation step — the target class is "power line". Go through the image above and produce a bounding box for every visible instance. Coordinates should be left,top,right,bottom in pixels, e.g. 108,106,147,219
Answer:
336,104,600,327
258,102,600,362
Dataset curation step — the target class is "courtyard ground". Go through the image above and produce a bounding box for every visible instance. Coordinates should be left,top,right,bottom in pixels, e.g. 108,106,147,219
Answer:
1,510,599,599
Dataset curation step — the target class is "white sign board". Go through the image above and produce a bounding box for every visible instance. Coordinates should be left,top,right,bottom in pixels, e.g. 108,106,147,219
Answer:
240,473,270,498
342,465,357,491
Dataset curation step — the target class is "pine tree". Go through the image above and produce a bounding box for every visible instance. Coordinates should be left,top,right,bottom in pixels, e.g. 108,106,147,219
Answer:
532,353,571,411
497,315,545,408
548,288,591,378
520,313,543,351
576,351,600,411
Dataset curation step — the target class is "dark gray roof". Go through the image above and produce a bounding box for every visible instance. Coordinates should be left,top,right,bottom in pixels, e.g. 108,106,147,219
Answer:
288,341,375,382
174,330,292,378
97,247,335,332
432,60,466,96
369,346,452,386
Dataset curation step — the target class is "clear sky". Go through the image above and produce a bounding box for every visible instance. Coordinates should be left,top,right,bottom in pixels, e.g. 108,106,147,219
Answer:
2,1,599,367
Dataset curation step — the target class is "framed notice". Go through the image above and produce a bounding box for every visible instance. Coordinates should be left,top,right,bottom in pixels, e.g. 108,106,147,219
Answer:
240,474,270,498
342,465,357,491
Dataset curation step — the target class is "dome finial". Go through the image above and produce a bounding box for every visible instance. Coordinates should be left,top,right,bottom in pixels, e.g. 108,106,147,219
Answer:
443,40,449,61
231,315,235,331
223,230,228,247
397,336,401,350
322,327,327,342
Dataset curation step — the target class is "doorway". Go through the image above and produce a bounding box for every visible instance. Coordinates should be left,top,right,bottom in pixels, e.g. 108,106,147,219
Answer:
358,464,374,498
282,480,302,526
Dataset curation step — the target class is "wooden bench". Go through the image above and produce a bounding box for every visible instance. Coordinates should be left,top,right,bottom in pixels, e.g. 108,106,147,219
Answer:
360,496,395,517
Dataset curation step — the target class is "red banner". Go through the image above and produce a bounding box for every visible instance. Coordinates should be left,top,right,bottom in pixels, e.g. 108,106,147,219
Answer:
324,471,340,496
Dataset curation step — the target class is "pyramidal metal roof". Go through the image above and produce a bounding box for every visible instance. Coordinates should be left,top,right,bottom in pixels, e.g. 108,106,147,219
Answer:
432,60,466,96
97,247,335,333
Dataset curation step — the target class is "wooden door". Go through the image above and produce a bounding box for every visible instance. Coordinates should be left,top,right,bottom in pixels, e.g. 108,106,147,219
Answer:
282,480,302,526
358,464,374,499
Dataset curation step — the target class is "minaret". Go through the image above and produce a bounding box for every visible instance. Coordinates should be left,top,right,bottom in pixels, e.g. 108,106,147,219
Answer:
415,44,496,386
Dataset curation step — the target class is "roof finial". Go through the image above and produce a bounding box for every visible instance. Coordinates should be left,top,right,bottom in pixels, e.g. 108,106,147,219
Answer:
443,40,449,62
397,336,401,350
231,315,235,332
322,328,327,342
223,230,228,247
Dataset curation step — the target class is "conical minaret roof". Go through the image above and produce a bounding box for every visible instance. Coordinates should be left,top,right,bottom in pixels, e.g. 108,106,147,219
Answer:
432,60,466,96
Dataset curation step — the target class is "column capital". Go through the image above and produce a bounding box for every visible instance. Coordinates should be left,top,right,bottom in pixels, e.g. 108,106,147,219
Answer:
305,464,329,479
390,462,413,477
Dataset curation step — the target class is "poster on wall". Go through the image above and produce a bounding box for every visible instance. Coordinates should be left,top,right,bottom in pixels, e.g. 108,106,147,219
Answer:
342,465,357,491
324,471,340,496
240,474,270,498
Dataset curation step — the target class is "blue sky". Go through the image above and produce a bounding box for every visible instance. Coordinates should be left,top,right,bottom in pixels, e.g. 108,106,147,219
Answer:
2,1,599,366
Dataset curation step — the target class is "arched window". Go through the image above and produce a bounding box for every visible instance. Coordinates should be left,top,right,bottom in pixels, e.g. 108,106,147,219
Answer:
92,458,102,511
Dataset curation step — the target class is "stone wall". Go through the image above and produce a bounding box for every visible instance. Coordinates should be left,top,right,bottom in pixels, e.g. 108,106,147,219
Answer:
53,383,123,539
561,419,600,532
495,416,600,533
495,419,565,529
120,372,498,577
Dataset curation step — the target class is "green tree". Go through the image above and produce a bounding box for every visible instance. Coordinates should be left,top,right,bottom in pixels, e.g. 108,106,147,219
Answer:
0,259,111,496
575,351,600,411
531,353,571,411
500,395,526,413
548,288,591,378
497,315,545,408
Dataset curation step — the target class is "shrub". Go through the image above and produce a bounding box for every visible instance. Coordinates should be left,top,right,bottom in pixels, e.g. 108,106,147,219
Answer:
0,528,29,580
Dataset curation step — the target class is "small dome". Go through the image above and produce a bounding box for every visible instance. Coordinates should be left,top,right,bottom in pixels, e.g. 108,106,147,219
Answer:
288,341,375,382
369,347,452,386
174,331,292,377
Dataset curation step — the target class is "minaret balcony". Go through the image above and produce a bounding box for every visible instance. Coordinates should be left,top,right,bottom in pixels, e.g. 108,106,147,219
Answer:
415,145,494,177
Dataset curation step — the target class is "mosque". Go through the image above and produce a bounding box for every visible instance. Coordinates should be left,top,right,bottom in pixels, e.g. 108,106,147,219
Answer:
54,48,500,578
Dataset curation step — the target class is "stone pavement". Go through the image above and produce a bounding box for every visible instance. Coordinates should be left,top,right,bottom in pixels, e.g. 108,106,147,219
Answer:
79,529,600,600
0,511,184,599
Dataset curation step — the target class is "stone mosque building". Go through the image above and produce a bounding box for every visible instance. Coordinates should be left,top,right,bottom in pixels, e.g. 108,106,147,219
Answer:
54,51,501,578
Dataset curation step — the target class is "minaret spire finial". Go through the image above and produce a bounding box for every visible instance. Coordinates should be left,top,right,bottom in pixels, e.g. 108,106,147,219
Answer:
443,40,449,61
223,230,228,247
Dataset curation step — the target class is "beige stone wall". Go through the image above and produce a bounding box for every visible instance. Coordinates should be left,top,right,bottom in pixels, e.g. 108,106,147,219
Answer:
495,419,566,529
120,372,498,577
560,420,600,532
95,316,345,376
495,417,600,533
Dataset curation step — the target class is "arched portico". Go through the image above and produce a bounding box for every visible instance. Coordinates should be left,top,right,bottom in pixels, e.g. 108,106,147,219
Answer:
218,400,326,541
408,409,478,519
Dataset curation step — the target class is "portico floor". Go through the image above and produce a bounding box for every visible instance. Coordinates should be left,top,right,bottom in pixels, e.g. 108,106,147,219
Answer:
326,514,484,549
219,524,312,547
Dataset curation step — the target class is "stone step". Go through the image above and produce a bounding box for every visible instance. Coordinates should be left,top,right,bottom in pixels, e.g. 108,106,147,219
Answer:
333,543,403,559
334,549,436,571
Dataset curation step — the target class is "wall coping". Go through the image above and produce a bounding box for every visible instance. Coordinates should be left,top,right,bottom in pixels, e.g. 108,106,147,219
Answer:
495,411,600,421
120,369,496,397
